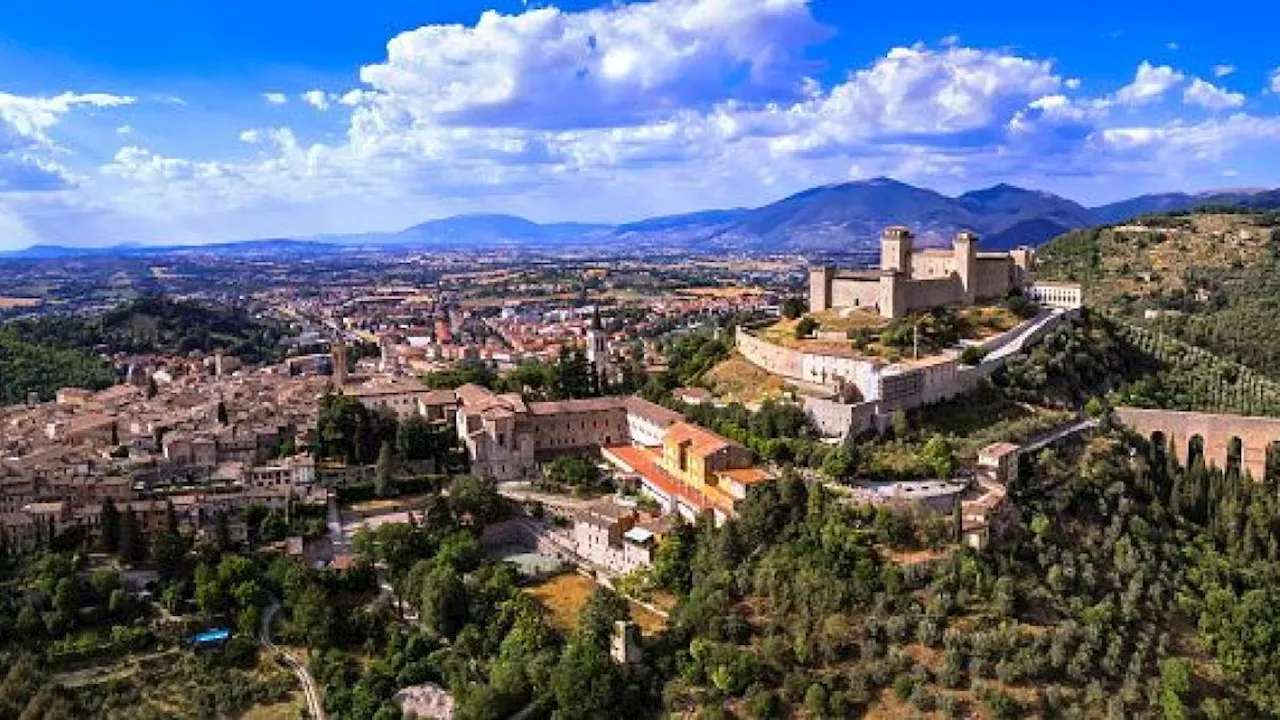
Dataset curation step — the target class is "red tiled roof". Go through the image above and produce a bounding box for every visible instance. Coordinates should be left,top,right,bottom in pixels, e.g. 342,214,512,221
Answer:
603,445,732,514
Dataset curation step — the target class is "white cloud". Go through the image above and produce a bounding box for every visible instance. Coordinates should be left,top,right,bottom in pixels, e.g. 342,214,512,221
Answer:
1271,67,1280,94
0,91,133,194
1114,61,1184,106
1183,78,1244,111
263,92,288,105
0,91,135,146
1213,64,1236,78
301,90,332,111
755,44,1061,157
239,129,262,144
1166,42,1179,51
358,0,830,129
115,125,134,135
1065,78,1081,90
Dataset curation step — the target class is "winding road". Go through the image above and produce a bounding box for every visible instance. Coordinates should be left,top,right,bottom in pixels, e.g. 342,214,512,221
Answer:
260,600,326,720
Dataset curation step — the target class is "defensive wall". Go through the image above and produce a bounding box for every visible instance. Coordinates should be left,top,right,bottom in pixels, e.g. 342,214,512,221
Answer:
736,307,1077,438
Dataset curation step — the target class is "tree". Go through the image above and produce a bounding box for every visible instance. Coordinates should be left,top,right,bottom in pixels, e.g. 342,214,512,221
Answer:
780,297,807,320
100,497,121,552
451,475,503,526
375,441,395,498
419,564,468,639
921,434,955,478
794,316,818,339
577,587,629,648
544,454,609,494
888,410,910,440
397,414,433,461
551,637,622,720
822,445,858,480
214,511,232,551
119,510,144,562
292,582,334,647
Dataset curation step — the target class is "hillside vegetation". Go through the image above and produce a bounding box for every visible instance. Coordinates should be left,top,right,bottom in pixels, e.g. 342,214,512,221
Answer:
0,296,288,404
1037,211,1280,381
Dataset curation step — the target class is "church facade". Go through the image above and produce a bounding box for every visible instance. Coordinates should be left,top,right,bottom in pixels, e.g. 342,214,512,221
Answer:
809,227,1036,319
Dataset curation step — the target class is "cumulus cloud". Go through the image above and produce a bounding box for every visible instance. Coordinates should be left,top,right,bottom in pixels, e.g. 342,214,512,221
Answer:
0,91,132,194
1183,78,1244,111
0,154,74,192
358,0,830,129
301,90,332,111
1114,61,1184,106
0,91,135,147
1213,64,1236,78
8,1,1280,246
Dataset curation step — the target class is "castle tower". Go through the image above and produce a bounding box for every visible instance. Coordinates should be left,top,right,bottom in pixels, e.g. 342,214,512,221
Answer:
954,231,978,304
880,226,914,275
878,269,904,319
332,342,349,387
809,266,835,313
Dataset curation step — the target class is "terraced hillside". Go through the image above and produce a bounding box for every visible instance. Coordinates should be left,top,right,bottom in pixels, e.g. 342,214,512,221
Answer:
1037,210,1280,380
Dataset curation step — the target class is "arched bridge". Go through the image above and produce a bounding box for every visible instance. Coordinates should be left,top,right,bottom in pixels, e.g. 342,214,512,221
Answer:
1115,407,1280,480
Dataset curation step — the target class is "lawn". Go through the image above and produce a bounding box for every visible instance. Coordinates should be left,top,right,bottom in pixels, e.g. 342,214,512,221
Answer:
526,572,669,636
526,572,597,633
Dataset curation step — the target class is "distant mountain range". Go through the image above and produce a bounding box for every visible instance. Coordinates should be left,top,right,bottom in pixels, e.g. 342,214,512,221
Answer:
4,178,1278,260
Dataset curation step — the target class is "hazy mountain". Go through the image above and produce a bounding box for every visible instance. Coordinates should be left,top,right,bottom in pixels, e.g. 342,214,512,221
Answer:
389,213,611,247
1091,188,1275,224
6,179,1279,259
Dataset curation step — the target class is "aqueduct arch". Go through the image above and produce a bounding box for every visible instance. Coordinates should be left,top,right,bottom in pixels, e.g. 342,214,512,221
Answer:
1116,407,1280,481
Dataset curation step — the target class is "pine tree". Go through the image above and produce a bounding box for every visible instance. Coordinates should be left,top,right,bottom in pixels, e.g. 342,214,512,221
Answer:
375,441,395,498
119,511,143,563
101,497,121,552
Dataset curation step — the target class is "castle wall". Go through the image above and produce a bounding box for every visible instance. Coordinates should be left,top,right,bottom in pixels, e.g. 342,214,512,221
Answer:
898,277,963,313
973,257,1017,300
800,353,881,401
829,278,882,311
803,397,878,437
735,328,804,379
910,253,957,280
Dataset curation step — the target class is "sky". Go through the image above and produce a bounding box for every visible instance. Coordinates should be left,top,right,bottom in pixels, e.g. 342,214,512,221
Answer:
1,0,1279,249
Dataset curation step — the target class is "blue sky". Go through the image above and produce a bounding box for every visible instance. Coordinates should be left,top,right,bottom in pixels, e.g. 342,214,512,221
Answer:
1,0,1278,248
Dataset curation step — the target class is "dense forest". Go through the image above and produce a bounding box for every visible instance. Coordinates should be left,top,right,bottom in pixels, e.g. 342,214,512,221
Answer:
0,296,289,404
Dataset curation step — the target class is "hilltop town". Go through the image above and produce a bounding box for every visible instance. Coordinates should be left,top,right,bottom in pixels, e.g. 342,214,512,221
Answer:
2,217,1280,719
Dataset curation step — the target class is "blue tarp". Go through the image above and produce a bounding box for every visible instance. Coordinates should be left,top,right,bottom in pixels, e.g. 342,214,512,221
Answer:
193,628,230,644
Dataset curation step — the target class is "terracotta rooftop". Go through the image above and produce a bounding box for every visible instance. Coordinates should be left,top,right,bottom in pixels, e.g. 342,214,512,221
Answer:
665,422,737,458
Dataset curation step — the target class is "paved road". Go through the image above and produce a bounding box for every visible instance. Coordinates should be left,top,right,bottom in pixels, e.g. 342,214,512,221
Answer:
260,601,326,720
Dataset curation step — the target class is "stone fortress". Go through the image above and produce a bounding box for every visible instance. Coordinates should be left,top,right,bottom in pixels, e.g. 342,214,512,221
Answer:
738,225,1083,437
810,226,1038,319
